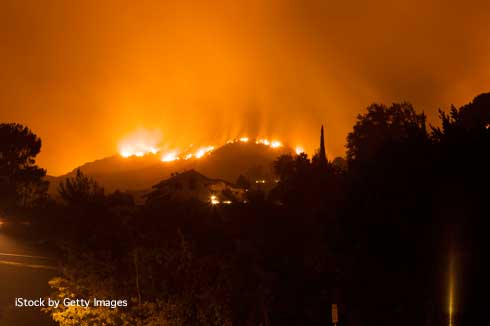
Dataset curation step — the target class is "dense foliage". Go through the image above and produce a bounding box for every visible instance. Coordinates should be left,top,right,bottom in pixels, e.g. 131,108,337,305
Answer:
0,123,47,211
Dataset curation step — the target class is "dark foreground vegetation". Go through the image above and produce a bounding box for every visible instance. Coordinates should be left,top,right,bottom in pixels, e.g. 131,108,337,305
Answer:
1,93,490,325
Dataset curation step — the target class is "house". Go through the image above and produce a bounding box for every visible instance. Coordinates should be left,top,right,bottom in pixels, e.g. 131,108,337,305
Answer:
146,169,246,204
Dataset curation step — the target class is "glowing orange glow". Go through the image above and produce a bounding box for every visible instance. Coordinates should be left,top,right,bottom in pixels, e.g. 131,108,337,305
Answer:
295,146,304,154
161,151,179,162
224,137,286,150
256,138,270,146
195,146,215,158
118,129,161,158
119,133,293,162
270,140,282,148
121,147,158,158
159,145,216,161
210,195,220,205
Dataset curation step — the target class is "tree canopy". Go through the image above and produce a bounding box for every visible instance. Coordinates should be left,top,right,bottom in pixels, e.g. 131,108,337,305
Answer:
346,102,428,163
0,123,47,210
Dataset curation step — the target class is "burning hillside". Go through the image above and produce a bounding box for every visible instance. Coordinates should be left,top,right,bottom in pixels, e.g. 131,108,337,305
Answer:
118,131,304,163
47,138,295,195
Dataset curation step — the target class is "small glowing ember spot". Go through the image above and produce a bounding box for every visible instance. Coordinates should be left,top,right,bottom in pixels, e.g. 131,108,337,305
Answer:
223,200,232,205
270,140,282,148
486,123,490,129
255,179,266,184
239,137,249,143
295,146,304,155
161,152,179,162
210,195,220,205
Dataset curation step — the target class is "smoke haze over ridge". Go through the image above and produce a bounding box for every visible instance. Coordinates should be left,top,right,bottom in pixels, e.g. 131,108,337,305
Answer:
1,0,489,175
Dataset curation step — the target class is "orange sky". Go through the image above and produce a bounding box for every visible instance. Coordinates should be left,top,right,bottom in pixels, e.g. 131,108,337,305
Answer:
1,0,489,175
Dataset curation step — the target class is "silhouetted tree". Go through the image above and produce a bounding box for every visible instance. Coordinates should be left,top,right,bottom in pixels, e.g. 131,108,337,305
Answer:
429,93,490,325
272,154,295,182
58,169,104,206
432,92,490,141
272,152,325,207
346,102,428,163
331,156,347,173
0,123,47,210
314,125,328,168
342,102,440,326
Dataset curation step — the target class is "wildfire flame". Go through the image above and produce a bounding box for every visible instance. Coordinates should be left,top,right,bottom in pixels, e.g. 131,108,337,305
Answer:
120,146,158,158
119,131,298,162
226,137,283,149
256,138,270,145
195,146,215,158
118,129,162,158
270,140,282,148
160,145,215,162
161,151,179,162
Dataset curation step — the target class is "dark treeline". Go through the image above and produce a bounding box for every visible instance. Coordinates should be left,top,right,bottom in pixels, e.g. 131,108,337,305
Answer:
1,93,489,325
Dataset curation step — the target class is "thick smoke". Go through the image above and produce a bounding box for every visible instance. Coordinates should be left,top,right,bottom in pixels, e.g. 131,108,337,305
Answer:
1,0,489,174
